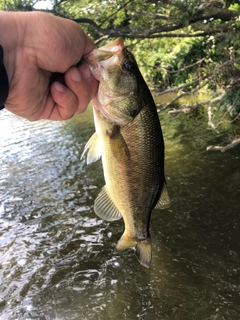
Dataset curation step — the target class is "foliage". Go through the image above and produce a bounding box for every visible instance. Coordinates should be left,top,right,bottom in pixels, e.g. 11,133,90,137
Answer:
1,0,240,149
2,0,240,88
219,87,240,117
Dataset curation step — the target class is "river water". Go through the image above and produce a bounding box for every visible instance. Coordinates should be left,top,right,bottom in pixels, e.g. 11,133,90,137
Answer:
0,105,239,320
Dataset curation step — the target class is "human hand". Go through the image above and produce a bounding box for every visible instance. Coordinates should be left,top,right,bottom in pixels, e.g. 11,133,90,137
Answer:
1,12,98,121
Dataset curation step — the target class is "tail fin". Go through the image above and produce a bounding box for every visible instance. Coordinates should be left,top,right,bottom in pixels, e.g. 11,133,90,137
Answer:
115,235,152,268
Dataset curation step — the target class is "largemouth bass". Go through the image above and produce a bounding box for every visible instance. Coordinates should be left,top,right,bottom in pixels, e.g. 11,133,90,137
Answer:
81,38,170,268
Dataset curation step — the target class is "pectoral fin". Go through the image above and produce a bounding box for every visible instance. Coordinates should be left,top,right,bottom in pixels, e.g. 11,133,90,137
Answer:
94,186,122,221
81,132,101,164
154,182,171,209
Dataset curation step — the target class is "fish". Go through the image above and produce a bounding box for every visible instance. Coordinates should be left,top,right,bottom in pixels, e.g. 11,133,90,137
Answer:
81,38,170,268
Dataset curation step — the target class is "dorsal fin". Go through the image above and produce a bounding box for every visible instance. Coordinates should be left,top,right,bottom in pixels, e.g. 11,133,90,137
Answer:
154,182,171,210
94,186,122,221
80,132,101,164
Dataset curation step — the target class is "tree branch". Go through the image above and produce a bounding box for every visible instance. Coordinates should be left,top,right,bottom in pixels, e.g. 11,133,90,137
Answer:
155,79,201,97
32,8,240,39
208,95,240,131
167,91,226,115
125,6,170,20
156,57,240,110
100,0,132,27
189,8,240,24
162,78,208,111
167,56,209,74
206,137,240,152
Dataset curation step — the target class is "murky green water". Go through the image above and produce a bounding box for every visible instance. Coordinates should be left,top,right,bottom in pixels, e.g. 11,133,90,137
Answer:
0,105,239,320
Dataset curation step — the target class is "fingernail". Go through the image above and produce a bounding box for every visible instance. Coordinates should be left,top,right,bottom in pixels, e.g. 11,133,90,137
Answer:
54,82,64,93
71,68,81,82
81,65,91,80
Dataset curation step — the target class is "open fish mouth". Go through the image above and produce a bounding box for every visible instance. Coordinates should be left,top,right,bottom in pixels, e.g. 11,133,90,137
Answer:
87,38,124,61
96,37,124,53
83,38,125,80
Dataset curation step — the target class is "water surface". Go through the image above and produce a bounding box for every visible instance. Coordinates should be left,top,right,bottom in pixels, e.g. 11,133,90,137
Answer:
0,106,239,320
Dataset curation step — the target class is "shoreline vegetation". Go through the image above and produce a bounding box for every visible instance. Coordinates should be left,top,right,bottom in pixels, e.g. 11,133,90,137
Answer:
1,0,240,151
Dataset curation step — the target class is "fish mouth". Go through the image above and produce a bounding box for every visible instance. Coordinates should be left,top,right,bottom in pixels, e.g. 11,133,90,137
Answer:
96,37,124,53
83,38,124,80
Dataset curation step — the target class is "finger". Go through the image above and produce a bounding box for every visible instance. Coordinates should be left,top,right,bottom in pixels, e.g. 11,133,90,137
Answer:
46,65,98,120
41,82,78,120
64,65,98,114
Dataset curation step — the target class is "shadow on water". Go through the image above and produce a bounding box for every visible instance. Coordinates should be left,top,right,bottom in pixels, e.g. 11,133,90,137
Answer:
0,105,239,320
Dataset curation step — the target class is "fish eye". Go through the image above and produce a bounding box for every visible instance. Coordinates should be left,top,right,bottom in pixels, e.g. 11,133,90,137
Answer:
123,60,134,71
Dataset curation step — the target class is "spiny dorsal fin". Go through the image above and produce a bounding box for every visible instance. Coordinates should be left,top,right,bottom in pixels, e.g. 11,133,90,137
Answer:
94,186,122,221
154,182,171,210
80,132,101,164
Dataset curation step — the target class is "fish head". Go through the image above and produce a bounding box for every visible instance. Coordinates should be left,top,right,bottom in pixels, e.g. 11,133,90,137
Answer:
84,38,144,125
85,38,137,92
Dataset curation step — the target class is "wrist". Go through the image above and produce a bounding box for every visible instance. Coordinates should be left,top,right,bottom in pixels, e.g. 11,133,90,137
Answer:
0,12,26,89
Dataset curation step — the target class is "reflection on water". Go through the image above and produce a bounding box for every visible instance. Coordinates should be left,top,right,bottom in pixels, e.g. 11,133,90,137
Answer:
0,107,239,319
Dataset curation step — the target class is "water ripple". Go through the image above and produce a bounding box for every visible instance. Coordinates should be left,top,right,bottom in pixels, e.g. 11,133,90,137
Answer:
0,109,240,319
